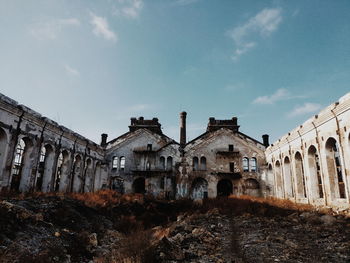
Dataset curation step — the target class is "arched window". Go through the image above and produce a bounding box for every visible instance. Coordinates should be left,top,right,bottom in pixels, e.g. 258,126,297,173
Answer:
55,153,64,192
294,152,307,198
325,138,345,199
36,144,54,192
193,157,199,171
283,157,294,198
250,157,257,172
200,156,206,170
275,160,283,198
112,156,118,169
120,156,125,171
243,157,249,172
308,146,324,199
11,139,26,191
160,156,165,170
166,156,173,171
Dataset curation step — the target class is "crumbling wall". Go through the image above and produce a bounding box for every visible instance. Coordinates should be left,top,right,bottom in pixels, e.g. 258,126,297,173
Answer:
0,93,106,193
177,128,267,199
266,92,350,209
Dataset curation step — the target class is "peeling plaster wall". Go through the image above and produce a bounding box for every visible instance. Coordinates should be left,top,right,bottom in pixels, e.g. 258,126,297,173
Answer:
266,92,350,209
105,129,180,198
177,128,267,199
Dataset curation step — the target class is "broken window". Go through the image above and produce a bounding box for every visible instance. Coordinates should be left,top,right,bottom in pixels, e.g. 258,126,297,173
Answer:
11,139,26,190
193,157,199,171
160,156,165,170
166,156,173,171
229,144,234,152
294,152,307,198
120,156,125,171
55,153,64,192
230,162,235,172
243,157,249,172
200,156,206,170
250,158,257,172
112,156,118,169
308,146,324,199
325,138,345,199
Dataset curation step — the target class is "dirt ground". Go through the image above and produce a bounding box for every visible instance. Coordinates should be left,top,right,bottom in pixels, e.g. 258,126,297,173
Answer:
0,192,349,263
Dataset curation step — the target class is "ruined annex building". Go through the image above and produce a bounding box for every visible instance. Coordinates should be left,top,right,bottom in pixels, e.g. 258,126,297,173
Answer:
0,91,350,210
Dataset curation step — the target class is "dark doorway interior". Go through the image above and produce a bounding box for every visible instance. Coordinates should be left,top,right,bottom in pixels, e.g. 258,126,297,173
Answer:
133,177,145,194
217,179,233,197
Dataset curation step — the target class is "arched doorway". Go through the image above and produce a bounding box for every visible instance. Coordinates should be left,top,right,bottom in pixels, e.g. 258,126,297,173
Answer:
325,137,346,199
190,177,208,200
245,178,260,197
133,177,145,194
217,179,233,197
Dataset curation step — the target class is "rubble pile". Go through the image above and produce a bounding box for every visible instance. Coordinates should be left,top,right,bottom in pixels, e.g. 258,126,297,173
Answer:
0,194,349,263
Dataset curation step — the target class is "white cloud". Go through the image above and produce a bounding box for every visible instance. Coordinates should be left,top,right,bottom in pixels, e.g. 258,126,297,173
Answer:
253,88,290,104
174,0,199,6
287,103,322,117
64,64,80,76
227,7,282,60
113,0,143,19
90,12,117,42
29,18,80,40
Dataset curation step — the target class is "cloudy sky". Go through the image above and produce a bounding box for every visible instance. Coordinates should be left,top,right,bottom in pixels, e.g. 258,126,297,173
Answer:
0,0,349,144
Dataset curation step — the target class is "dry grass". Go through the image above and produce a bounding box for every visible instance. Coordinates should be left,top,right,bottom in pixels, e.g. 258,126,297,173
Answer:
230,195,314,212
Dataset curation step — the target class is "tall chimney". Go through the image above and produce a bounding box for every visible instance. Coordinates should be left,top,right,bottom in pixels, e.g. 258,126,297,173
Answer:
180,111,187,148
262,134,269,147
101,133,108,147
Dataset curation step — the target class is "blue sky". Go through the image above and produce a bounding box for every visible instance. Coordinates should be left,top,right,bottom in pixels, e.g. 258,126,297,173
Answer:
0,0,349,144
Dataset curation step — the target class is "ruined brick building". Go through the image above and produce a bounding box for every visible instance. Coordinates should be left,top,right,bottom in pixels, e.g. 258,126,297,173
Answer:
0,92,350,209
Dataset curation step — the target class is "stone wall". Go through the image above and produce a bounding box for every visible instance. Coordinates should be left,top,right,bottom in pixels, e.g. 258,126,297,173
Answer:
266,92,350,209
0,93,107,193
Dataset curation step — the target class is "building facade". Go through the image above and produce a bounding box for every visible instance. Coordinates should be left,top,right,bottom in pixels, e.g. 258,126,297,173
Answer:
1,91,350,209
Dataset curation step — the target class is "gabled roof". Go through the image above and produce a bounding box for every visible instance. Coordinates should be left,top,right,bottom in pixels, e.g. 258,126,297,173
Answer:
106,128,179,150
185,127,265,148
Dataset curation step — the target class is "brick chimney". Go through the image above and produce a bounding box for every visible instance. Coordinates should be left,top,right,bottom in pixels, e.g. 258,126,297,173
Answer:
180,111,187,148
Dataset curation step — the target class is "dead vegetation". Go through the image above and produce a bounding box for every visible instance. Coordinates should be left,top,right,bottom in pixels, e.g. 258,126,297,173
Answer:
0,191,349,263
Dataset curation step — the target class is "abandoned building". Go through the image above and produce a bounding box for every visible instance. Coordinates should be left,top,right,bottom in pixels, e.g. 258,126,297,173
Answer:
0,91,350,209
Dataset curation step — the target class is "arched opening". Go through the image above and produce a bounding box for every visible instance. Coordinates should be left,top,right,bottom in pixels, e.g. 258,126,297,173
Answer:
217,179,233,197
112,176,124,193
120,156,125,171
11,138,33,191
193,157,199,171
243,157,249,172
0,128,8,177
112,156,118,169
83,158,93,193
94,162,101,191
36,144,54,192
283,157,294,198
275,160,283,198
325,138,346,199
294,152,307,198
159,156,165,170
200,156,206,170
190,177,208,200
133,177,145,194
244,178,260,197
308,145,324,199
166,156,173,171
71,154,82,192
250,157,257,172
